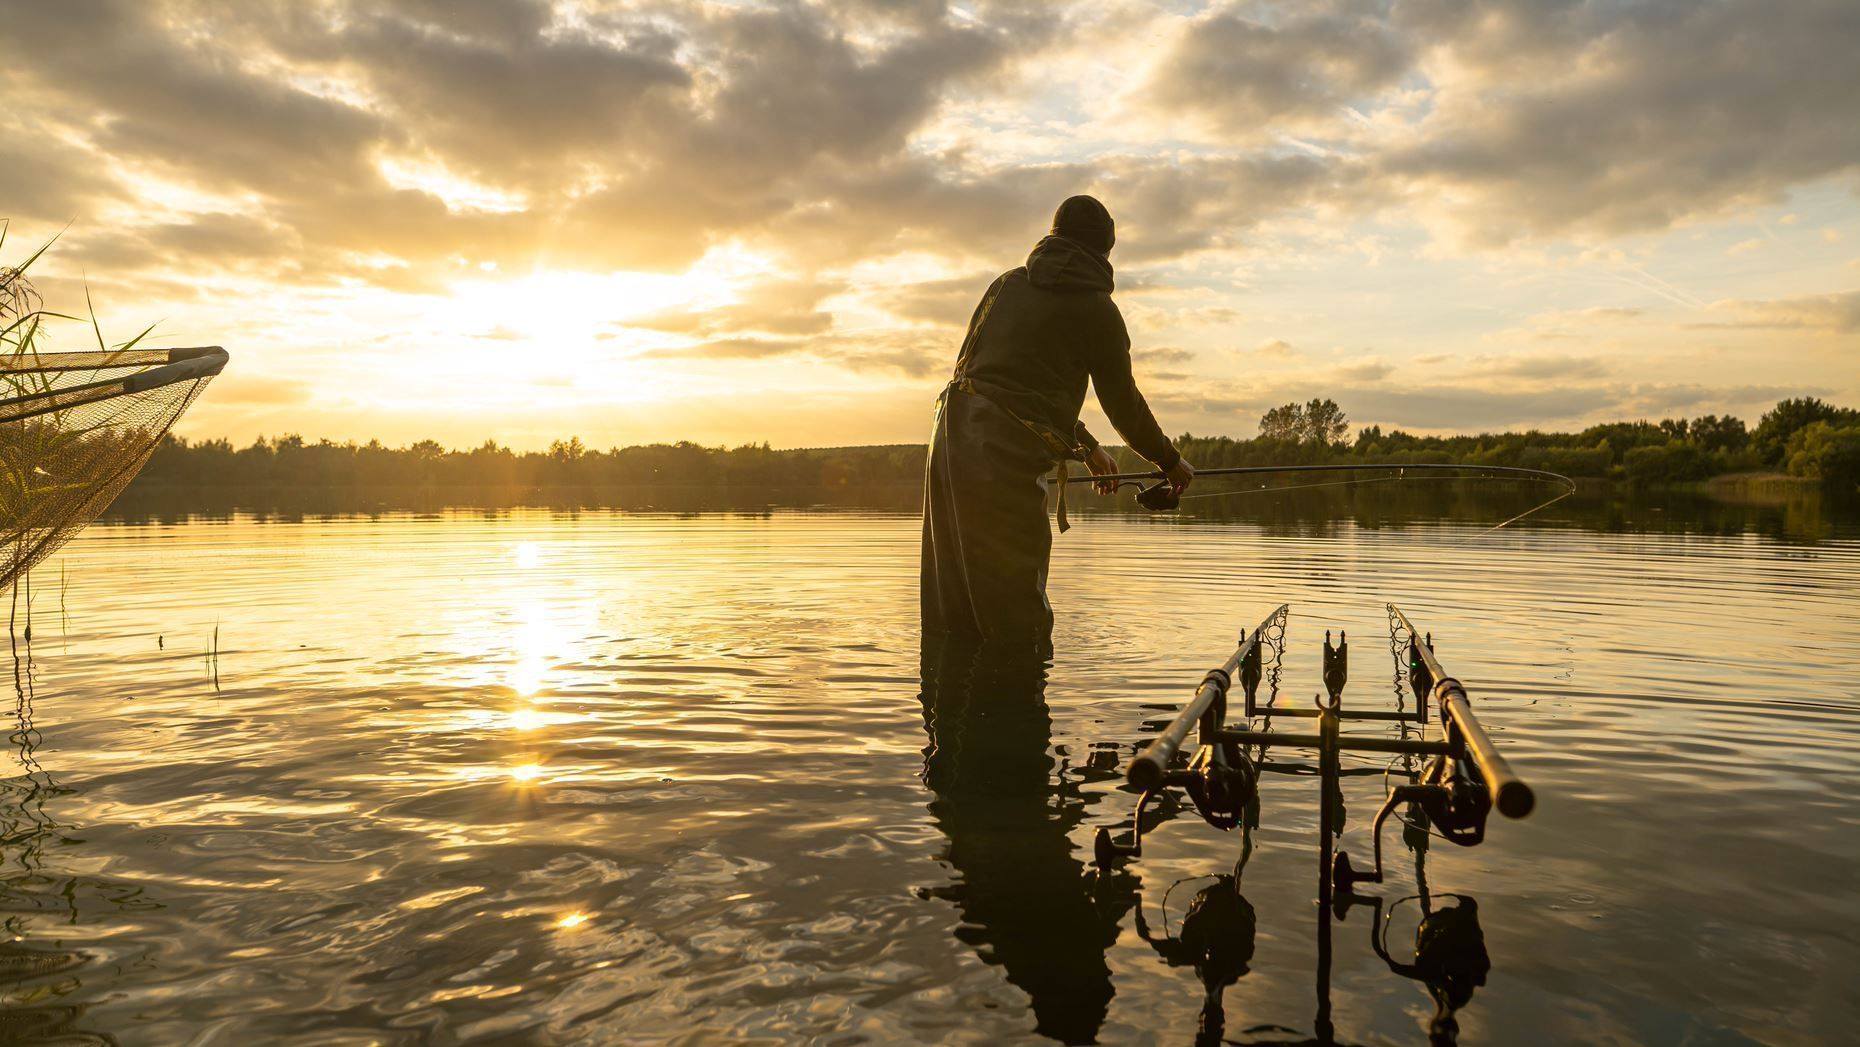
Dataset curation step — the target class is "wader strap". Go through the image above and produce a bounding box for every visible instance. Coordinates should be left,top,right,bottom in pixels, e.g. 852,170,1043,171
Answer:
949,378,1085,533
1055,459,1071,533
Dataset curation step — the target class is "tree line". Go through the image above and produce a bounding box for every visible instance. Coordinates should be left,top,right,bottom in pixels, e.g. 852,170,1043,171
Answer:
1166,396,1859,491
134,396,1859,495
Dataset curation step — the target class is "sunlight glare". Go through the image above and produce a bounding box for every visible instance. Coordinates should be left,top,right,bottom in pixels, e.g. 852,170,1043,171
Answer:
509,600,561,698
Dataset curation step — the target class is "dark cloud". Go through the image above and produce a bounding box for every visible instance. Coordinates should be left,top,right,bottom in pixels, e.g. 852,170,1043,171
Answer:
0,116,124,220
0,0,1056,286
1144,7,1412,136
2,0,1853,430
1380,0,1860,242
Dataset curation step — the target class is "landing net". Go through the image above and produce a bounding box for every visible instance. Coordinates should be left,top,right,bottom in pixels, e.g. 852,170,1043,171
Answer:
1,344,228,589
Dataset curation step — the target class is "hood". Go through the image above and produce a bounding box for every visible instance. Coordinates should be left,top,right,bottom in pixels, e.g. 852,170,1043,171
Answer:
1026,235,1115,294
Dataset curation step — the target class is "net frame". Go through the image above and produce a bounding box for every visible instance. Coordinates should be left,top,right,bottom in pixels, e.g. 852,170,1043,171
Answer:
1,345,228,589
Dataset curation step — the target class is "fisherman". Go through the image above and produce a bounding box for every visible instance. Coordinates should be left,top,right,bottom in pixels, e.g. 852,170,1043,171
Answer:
922,195,1194,649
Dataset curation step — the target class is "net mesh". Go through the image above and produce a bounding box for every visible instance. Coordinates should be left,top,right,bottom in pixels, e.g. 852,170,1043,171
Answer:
1,273,220,589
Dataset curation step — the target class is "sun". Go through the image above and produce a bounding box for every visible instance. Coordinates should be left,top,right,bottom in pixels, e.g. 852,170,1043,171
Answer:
459,269,705,353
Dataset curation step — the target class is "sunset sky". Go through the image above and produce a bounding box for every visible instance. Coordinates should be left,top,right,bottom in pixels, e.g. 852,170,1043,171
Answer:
3,0,1855,450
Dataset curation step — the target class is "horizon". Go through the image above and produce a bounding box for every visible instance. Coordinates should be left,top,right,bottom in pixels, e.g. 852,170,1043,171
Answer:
150,390,1850,458
4,1,1856,451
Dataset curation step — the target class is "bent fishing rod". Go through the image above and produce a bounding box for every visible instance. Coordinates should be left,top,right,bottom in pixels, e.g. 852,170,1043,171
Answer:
1063,462,1574,489
1055,461,1578,533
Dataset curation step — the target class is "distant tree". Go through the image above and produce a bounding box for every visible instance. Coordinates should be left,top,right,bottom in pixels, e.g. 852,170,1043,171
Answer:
1785,422,1860,492
1258,403,1304,441
1688,414,1748,453
1301,398,1349,446
1755,397,1860,464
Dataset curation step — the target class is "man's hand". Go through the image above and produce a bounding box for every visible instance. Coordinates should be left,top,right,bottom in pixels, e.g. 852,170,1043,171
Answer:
1086,446,1119,494
1166,457,1195,494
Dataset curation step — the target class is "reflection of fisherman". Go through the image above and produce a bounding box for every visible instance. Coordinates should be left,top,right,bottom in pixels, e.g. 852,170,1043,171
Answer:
922,196,1195,648
919,635,1137,1044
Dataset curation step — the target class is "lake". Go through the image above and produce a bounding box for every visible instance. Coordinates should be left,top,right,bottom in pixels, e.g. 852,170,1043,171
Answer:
4,485,1857,1044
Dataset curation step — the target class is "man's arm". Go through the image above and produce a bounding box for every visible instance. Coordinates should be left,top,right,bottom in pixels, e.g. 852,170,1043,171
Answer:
1085,301,1180,470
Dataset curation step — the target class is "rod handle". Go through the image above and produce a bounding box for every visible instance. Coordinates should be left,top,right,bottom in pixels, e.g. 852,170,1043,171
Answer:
1129,669,1227,791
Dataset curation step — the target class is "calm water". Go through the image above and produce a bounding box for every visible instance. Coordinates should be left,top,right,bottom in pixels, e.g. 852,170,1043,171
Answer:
4,490,1858,1044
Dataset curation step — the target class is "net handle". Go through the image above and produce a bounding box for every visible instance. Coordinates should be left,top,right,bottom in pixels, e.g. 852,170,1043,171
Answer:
0,346,228,425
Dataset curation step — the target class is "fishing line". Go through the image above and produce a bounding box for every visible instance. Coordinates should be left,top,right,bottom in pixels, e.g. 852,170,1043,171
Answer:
1176,473,1408,500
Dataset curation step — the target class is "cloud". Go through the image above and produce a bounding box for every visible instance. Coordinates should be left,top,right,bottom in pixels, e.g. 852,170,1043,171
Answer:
1697,290,1860,333
1142,7,1412,138
630,277,845,338
1485,354,1613,382
1336,358,1392,382
2,0,1852,448
639,325,951,378
641,336,801,361
1133,346,1195,366
1380,0,1860,243
883,274,995,327
0,0,1059,287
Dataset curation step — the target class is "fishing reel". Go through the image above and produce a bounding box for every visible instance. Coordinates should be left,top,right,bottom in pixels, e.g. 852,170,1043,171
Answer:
1184,740,1257,831
1334,753,1491,895
1095,740,1257,869
1134,480,1180,512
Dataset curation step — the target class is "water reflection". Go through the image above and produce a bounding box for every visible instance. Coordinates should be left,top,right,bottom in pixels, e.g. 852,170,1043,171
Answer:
14,504,1858,1041
107,478,1854,545
2,645,109,1045
1136,820,1259,1047
918,635,1137,1044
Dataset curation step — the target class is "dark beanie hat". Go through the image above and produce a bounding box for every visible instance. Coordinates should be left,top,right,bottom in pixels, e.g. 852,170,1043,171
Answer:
1051,195,1115,256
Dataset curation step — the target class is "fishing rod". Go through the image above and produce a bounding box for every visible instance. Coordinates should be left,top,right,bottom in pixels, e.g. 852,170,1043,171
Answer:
1063,462,1574,488
1058,461,1577,530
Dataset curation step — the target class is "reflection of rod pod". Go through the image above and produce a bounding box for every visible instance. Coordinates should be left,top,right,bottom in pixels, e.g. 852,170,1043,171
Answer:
1368,894,1491,1043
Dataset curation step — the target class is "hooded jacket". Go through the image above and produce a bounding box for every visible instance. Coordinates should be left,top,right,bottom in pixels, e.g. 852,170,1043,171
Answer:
949,235,1180,470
